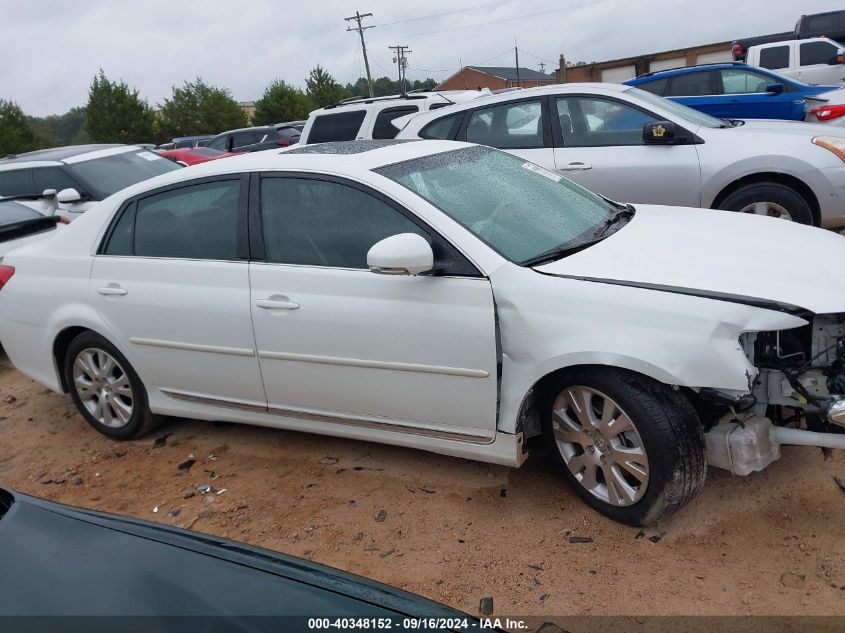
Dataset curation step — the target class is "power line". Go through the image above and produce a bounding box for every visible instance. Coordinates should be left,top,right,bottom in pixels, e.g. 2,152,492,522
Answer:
517,47,557,65
376,1,512,27
345,11,376,97
369,0,607,43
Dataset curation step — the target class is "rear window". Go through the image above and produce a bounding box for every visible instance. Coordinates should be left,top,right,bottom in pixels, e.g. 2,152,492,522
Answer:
0,201,42,225
31,167,80,195
69,150,181,198
372,106,419,140
636,77,668,96
759,45,790,70
0,169,31,196
307,111,367,143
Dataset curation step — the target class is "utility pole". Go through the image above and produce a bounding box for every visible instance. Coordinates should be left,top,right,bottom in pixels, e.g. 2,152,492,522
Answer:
345,11,375,97
389,45,411,94
515,46,520,88
539,61,546,73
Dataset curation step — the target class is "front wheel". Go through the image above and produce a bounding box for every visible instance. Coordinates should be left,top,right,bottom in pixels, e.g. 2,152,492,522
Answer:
542,367,706,525
64,331,162,440
716,182,814,225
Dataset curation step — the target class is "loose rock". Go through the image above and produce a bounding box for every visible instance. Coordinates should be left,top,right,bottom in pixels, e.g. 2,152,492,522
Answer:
479,597,494,615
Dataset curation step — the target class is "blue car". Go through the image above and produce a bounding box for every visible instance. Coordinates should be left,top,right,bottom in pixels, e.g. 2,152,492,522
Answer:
624,62,837,120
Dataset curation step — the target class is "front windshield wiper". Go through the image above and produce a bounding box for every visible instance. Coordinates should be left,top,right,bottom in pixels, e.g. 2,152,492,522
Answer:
521,205,635,267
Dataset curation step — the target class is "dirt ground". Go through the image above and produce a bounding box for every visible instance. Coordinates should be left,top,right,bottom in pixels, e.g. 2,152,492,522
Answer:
1,348,844,621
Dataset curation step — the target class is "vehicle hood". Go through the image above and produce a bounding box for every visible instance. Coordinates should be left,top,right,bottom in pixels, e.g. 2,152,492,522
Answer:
535,205,845,314
720,118,840,136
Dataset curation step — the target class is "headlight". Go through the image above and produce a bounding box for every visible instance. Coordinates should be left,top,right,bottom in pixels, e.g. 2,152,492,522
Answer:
812,136,845,162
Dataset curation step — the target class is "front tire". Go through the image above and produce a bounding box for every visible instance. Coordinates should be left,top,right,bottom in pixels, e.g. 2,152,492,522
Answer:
64,331,162,440
717,182,814,225
542,367,706,526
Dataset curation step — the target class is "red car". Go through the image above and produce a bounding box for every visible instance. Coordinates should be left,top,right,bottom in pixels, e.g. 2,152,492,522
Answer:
156,147,238,166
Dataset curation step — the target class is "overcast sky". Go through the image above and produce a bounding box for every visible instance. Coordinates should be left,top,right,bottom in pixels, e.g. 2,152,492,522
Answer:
2,0,843,116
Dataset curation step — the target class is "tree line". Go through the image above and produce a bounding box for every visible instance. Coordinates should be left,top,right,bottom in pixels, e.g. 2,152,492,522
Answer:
0,68,437,155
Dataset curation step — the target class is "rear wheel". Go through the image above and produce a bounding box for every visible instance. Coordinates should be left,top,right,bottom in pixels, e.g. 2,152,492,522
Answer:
64,331,162,440
717,182,814,225
542,367,706,525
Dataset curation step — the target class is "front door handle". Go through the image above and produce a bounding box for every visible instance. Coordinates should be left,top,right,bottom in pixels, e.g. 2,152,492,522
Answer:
559,162,592,171
256,298,300,310
97,285,128,296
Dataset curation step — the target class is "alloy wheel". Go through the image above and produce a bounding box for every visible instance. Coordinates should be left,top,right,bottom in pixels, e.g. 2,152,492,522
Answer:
739,201,792,220
72,348,134,428
551,385,649,507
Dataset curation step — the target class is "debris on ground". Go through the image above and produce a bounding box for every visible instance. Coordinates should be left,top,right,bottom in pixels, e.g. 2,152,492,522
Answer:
834,476,845,494
152,506,159,513
375,509,387,523
320,456,339,465
780,571,806,588
479,597,494,615
2,395,16,404
197,484,214,494
153,433,173,449
379,548,396,558
178,458,196,472
649,532,667,544
569,536,593,544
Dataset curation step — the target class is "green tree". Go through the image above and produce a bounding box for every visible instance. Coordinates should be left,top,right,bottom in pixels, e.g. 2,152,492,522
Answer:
305,66,350,108
0,100,36,156
157,78,247,140
252,80,313,125
84,70,155,143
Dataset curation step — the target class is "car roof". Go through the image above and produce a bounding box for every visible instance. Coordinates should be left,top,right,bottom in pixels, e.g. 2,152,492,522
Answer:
213,126,276,136
628,62,761,82
0,144,132,166
172,135,213,141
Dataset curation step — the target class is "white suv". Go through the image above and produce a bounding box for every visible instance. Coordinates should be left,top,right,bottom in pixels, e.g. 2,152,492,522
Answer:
299,91,488,145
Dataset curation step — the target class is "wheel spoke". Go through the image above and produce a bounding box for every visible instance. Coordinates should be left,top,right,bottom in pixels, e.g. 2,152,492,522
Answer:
76,352,99,380
577,463,600,492
565,388,594,429
752,201,769,216
98,351,116,378
606,465,638,506
111,375,132,397
613,452,648,483
605,412,634,437
109,396,132,424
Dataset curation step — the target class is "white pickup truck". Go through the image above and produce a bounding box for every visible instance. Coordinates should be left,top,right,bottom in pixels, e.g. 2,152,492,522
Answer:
747,37,845,84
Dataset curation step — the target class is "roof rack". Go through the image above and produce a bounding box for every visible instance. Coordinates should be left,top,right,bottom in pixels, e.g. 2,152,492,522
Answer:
636,60,747,78
323,93,431,109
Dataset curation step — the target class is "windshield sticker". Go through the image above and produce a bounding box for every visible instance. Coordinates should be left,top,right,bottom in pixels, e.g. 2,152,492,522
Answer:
522,162,562,182
137,152,162,161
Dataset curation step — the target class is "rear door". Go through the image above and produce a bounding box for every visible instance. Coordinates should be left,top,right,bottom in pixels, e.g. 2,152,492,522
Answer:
248,173,498,440
717,69,799,119
551,94,701,206
91,175,265,409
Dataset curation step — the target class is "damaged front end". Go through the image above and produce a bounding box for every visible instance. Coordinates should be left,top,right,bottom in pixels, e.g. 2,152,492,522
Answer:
702,313,845,475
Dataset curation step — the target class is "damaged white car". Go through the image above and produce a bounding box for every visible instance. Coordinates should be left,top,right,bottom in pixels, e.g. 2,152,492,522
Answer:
0,140,842,525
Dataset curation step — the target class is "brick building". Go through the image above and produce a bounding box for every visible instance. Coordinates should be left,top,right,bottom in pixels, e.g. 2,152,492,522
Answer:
437,66,556,91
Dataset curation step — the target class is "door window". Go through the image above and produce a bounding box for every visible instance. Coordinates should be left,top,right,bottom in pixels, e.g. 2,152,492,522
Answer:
115,180,241,260
260,178,426,269
465,100,544,149
307,111,367,143
31,167,81,194
420,113,464,140
372,106,419,139
720,70,772,94
232,130,266,148
556,97,657,146
666,71,716,96
0,169,31,196
206,135,229,151
636,77,668,96
800,41,839,66
759,45,790,69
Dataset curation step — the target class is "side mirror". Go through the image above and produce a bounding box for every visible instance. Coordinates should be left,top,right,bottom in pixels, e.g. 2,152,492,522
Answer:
56,188,82,204
367,233,433,276
766,83,785,95
830,49,845,64
643,121,676,145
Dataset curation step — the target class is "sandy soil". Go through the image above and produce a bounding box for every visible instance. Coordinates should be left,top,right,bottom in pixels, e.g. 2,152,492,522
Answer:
1,349,844,620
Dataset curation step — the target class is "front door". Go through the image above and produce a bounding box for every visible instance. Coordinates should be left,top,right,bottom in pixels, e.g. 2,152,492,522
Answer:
248,174,499,440
90,176,265,408
551,95,702,207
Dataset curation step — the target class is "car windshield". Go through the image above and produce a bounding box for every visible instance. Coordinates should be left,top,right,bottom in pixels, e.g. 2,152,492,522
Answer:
69,149,182,197
0,201,42,225
624,87,725,128
376,145,618,264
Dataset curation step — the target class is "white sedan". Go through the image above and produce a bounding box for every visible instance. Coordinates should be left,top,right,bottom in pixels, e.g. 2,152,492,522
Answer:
0,140,843,525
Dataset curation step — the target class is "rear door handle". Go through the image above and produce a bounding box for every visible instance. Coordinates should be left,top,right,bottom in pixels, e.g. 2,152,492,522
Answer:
256,298,300,310
559,162,592,171
97,285,128,296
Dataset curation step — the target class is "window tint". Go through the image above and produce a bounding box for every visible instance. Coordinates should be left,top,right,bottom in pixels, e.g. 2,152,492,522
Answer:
69,150,181,198
308,111,367,143
636,77,668,96
31,167,80,194
556,97,656,147
800,41,839,66
0,201,42,225
232,130,266,148
206,135,229,151
667,71,715,96
260,178,426,268
805,14,841,34
372,106,419,140
466,100,544,149
759,45,790,69
133,180,240,260
0,169,31,196
420,114,464,140
104,202,136,256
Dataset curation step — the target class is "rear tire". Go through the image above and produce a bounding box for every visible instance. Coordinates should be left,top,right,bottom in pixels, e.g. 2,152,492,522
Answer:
717,182,814,225
64,331,162,440
541,367,706,526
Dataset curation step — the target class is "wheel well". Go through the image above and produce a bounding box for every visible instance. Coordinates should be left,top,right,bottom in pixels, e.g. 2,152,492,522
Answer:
711,172,820,226
53,327,90,392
